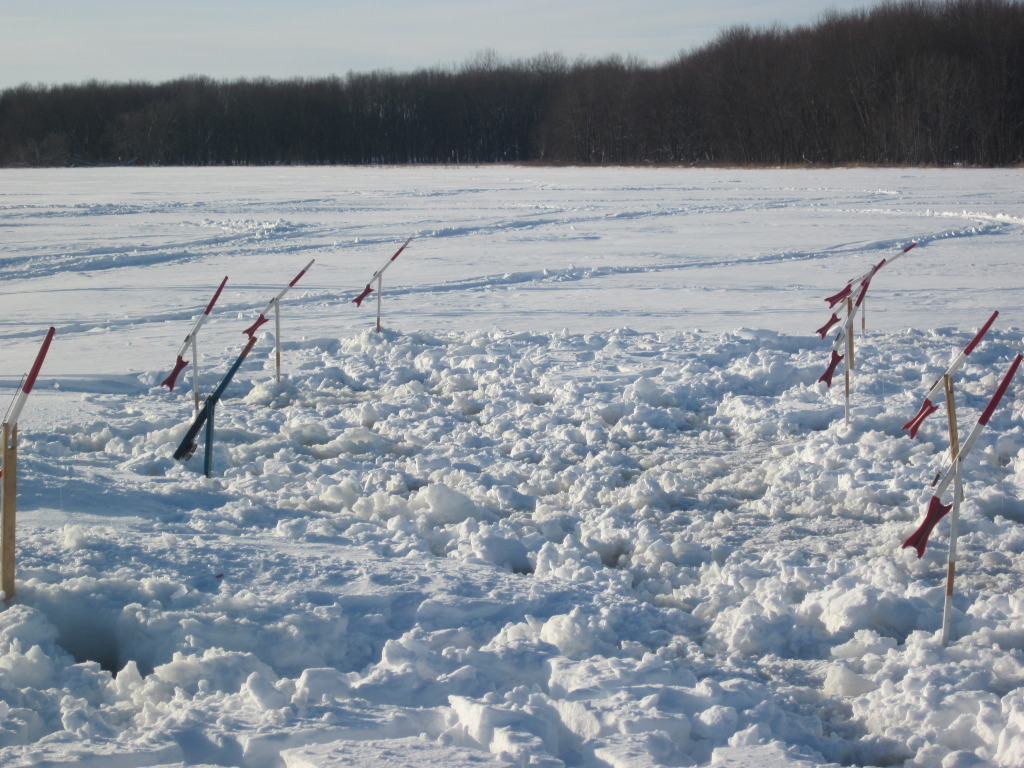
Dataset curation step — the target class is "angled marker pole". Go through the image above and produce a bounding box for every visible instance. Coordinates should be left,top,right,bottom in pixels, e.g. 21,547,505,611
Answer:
351,237,413,332
3,327,56,438
902,310,999,438
173,335,259,475
241,259,315,382
939,374,963,646
161,276,229,411
902,353,1021,646
2,326,56,602
817,243,918,423
817,242,918,340
903,352,1022,558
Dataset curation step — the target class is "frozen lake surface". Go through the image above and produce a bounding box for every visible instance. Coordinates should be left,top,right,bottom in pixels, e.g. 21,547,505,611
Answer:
0,166,1022,768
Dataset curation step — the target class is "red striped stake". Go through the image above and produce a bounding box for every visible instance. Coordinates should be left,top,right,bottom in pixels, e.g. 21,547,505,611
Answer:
903,353,1022,559
902,311,999,438
816,243,918,423
4,326,56,435
939,374,962,646
241,259,315,382
162,276,229,411
2,326,56,602
351,237,413,331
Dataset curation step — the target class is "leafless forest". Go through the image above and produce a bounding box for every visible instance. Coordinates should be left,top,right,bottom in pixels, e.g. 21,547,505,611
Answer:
2,0,1021,167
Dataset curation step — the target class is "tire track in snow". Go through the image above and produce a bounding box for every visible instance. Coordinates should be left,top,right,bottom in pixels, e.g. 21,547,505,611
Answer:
311,218,1013,305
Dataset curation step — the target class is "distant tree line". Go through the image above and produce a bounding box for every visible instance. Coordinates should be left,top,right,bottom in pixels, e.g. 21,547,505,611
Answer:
2,0,1022,167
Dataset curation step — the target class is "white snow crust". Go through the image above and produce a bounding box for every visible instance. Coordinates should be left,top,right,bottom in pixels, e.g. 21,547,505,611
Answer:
0,166,1022,768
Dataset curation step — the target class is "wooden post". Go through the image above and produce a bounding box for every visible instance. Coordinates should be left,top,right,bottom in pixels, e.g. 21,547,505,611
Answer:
844,297,854,425
274,303,282,382
2,423,17,601
375,275,383,332
943,375,964,500
941,374,963,646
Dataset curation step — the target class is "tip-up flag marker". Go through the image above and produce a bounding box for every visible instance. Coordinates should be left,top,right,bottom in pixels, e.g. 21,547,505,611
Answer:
3,326,56,601
4,326,56,434
352,237,413,331
819,349,844,388
161,277,228,409
242,259,315,339
902,350,1021,647
902,310,999,438
818,243,917,336
241,259,314,382
903,352,1022,558
172,334,260,477
815,242,917,424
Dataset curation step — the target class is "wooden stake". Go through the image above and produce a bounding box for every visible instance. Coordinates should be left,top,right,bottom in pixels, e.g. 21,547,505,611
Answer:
944,375,964,500
941,374,963,647
844,297,854,425
1,423,17,601
375,274,384,332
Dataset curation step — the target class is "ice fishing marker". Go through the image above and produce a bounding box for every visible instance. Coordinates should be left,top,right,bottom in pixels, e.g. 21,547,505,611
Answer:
242,259,315,381
161,276,229,411
2,326,56,602
352,237,413,332
816,242,917,423
902,351,1021,644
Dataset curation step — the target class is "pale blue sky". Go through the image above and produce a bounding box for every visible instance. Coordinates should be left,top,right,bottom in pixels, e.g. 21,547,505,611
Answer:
2,1,886,89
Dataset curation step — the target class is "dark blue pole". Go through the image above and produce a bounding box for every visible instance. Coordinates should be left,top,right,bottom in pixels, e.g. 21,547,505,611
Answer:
203,401,215,478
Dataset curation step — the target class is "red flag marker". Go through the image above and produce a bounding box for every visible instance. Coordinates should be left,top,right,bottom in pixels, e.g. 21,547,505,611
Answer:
903,399,941,439
352,284,374,308
903,353,1022,557
816,313,841,339
4,327,56,430
855,258,886,307
825,285,852,309
816,242,919,394
903,496,954,558
351,237,412,307
162,276,228,391
902,311,999,438
244,259,314,339
818,349,844,388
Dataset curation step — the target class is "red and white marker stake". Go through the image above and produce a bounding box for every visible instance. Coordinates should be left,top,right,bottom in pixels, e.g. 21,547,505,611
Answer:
352,237,413,332
161,276,228,410
902,353,1021,645
816,243,917,423
902,310,999,439
242,259,315,381
4,326,56,434
2,326,56,602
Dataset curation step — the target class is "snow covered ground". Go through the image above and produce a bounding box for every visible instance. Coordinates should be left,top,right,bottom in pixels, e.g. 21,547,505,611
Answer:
0,165,1022,768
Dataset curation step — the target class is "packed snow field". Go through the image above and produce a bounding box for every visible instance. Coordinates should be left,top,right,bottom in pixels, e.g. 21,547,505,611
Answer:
0,167,1023,768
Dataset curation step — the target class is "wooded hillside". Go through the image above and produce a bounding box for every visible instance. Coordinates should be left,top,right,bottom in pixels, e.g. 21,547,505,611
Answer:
2,0,1021,167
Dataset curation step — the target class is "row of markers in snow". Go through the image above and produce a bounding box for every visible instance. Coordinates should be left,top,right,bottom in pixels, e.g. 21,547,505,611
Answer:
164,238,412,474
0,240,407,476
813,241,1022,645
0,241,406,598
2,241,1021,587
